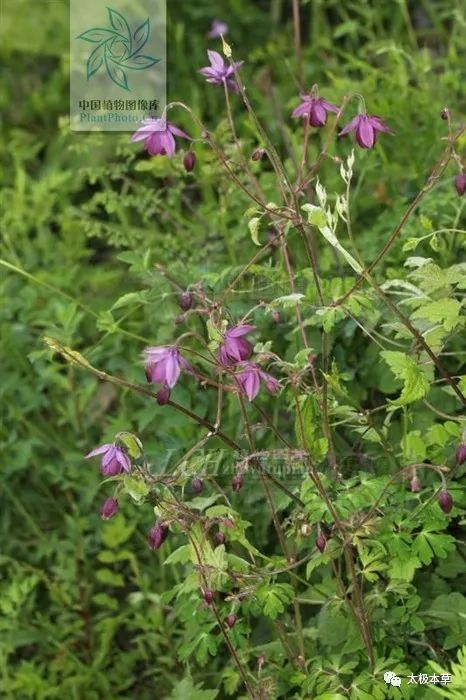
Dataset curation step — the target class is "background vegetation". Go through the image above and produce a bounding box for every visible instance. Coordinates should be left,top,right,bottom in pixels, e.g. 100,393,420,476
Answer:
1,1,465,698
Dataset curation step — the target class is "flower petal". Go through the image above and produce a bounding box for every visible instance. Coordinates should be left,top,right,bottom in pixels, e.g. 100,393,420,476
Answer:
356,117,375,148
338,115,360,136
207,50,225,71
86,443,112,459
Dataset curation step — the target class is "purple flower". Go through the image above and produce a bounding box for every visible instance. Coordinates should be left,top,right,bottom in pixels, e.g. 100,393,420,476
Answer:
131,118,189,157
236,362,280,402
292,94,339,127
455,174,466,197
208,19,228,38
86,443,131,477
232,474,244,492
219,324,254,366
100,498,119,520
339,113,392,149
410,476,421,493
147,522,169,550
144,346,193,389
456,443,466,465
438,490,453,514
199,50,243,92
183,151,196,173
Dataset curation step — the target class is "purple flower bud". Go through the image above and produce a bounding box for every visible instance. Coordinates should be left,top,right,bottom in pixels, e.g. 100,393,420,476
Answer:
440,108,450,120
203,589,214,604
147,522,169,550
179,291,193,311
191,478,204,493
308,353,318,365
251,147,266,161
225,614,237,628
232,474,244,492
100,497,119,520
156,386,171,405
215,531,225,545
456,443,466,465
272,310,281,323
410,476,421,493
183,151,196,172
223,518,234,528
316,533,327,552
438,490,453,514
455,174,466,197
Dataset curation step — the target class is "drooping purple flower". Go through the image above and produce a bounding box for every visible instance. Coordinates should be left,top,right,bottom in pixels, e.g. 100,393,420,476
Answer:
455,174,466,197
438,489,453,514
339,113,392,149
191,478,204,494
410,476,421,493
235,362,280,402
207,19,228,38
147,522,169,550
215,531,225,545
456,443,466,465
232,474,244,492
316,533,327,552
225,614,237,628
100,498,119,520
131,118,189,157
86,443,131,476
144,346,193,389
199,50,243,92
218,324,254,366
292,94,339,127
179,291,193,311
183,151,196,173
203,589,215,604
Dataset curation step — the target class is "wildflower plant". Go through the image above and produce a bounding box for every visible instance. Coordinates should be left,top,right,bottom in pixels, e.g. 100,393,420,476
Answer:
42,9,466,700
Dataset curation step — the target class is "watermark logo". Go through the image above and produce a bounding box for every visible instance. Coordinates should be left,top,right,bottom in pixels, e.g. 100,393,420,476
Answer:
77,7,159,91
383,671,401,687
70,0,166,131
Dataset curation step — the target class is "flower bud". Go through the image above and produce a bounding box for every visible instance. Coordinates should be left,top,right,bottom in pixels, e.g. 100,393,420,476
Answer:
232,474,244,492
251,147,266,161
455,174,466,197
257,654,266,669
300,523,312,537
100,497,119,520
456,443,466,465
226,614,237,628
440,107,450,120
410,476,421,492
191,478,204,494
175,315,185,326
179,291,193,311
438,490,453,514
316,533,327,552
147,522,169,550
203,589,214,604
156,386,171,405
308,353,318,365
215,531,225,545
183,151,196,172
272,310,281,323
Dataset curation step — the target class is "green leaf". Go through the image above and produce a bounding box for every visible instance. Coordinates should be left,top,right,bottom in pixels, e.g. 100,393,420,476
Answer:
123,475,149,503
248,216,262,246
381,351,429,406
411,298,462,331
